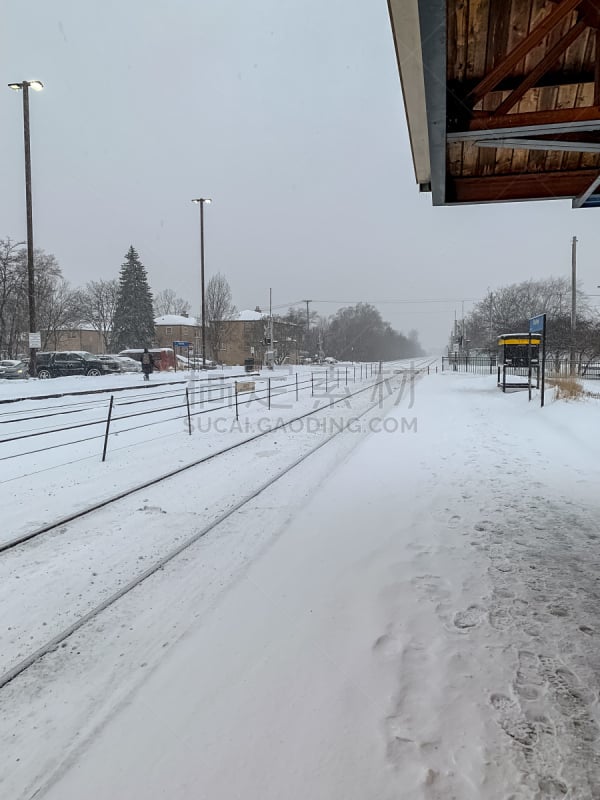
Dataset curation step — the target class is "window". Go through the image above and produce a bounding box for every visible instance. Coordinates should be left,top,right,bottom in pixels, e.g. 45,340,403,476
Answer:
166,327,172,335
68,331,78,339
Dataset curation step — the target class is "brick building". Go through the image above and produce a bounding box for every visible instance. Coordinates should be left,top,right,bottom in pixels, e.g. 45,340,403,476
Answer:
217,310,301,366
44,325,105,354
154,315,201,349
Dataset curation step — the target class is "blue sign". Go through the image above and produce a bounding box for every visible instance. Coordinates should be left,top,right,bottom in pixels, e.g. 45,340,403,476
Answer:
529,314,545,333
172,340,190,347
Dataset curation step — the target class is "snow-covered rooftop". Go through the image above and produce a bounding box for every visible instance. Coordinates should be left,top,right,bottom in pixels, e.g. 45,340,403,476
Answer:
154,315,199,326
236,310,265,321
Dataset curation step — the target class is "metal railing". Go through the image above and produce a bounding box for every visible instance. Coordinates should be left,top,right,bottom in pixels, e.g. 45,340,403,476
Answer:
442,356,600,380
441,356,497,374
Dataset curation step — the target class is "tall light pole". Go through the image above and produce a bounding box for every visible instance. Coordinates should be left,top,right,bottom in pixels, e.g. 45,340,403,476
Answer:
8,80,44,376
191,198,211,368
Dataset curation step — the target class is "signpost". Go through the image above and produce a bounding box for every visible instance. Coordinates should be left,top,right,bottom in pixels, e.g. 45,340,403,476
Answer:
172,340,191,372
529,314,547,407
235,381,255,394
28,332,41,349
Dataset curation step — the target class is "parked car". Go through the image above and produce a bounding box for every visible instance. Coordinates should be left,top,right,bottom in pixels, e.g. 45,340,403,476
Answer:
100,354,142,373
36,351,122,379
0,359,29,379
175,354,217,370
119,348,176,371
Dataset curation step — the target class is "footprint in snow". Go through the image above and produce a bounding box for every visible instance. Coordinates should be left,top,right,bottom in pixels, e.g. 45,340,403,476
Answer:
537,776,568,798
453,604,484,630
372,633,402,659
489,692,538,747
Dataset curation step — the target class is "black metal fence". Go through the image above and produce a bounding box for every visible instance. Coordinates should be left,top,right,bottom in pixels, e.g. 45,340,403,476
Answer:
441,356,497,374
442,355,600,380
545,360,600,380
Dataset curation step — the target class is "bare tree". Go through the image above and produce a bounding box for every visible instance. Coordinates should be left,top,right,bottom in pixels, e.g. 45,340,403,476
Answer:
154,288,191,317
462,278,593,355
80,279,119,350
205,274,237,361
324,303,421,361
40,278,85,350
0,238,24,357
12,248,82,354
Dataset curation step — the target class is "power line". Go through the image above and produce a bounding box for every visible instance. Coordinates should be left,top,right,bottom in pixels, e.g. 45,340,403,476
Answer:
271,298,481,309
311,298,481,305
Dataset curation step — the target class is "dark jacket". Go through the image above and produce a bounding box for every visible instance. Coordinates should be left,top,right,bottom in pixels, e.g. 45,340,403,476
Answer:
141,351,154,373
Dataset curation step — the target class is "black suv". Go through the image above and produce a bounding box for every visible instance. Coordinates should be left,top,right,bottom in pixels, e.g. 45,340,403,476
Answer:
36,351,122,379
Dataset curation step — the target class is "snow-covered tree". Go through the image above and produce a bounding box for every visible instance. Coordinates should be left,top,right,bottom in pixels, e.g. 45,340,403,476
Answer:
112,246,155,350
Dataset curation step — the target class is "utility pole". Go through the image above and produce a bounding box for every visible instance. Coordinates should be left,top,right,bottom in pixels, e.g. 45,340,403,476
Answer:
268,287,274,370
454,309,457,352
302,299,311,358
571,235,577,374
489,292,494,353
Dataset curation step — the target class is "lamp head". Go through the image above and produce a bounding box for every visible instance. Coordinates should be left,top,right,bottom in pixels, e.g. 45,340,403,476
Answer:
8,80,44,91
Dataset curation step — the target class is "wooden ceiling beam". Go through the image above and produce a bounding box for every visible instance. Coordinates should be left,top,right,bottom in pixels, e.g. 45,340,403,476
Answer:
449,72,596,96
448,106,600,139
494,20,588,115
451,169,600,202
469,0,585,103
475,137,600,152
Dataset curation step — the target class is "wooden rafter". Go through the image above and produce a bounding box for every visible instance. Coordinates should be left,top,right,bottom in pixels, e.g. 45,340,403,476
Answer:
475,137,600,152
494,20,588,115
451,169,600,202
454,105,600,135
469,0,584,103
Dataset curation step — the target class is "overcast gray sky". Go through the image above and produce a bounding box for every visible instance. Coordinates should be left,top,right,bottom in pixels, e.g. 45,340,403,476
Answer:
3,0,599,351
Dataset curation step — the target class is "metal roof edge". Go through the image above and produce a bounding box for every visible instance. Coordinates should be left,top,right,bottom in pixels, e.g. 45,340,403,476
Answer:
387,0,431,187
417,0,447,206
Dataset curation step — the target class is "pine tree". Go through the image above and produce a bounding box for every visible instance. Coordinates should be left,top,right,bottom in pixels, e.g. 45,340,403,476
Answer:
111,246,155,351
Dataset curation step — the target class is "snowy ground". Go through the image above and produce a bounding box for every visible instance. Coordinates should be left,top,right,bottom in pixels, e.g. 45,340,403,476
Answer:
1,365,600,799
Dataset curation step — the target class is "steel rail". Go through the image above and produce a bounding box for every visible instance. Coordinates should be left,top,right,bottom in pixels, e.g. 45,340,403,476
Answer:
0,368,416,555
0,368,422,691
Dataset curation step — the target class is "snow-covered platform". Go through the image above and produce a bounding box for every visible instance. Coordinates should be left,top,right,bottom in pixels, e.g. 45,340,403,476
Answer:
2,370,600,799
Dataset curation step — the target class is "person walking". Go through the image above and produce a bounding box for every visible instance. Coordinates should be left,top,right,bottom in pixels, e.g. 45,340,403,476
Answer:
141,348,154,381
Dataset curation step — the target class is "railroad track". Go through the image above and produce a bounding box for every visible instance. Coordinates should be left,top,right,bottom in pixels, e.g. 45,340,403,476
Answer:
0,361,433,691
1,361,432,555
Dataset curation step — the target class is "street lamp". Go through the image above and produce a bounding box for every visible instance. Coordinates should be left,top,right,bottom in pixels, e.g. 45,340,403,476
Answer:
191,198,212,369
8,80,44,377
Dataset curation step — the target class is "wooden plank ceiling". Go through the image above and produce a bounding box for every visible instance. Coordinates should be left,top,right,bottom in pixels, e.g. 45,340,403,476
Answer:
444,0,600,204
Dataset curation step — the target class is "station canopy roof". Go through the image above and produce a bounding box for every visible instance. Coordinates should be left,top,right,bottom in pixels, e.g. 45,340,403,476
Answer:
387,0,600,208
